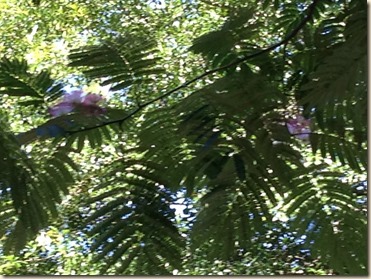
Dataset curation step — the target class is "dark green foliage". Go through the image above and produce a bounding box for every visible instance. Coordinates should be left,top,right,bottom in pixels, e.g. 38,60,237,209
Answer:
190,7,261,69
83,157,185,274
0,0,367,275
0,113,77,253
297,1,367,146
287,169,367,275
0,58,65,105
69,35,165,94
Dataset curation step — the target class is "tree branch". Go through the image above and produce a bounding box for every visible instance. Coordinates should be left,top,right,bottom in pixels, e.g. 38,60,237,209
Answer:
66,0,320,136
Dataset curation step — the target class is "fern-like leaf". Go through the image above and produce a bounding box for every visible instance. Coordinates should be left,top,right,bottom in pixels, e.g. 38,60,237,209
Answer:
82,157,184,274
69,35,165,93
0,58,65,105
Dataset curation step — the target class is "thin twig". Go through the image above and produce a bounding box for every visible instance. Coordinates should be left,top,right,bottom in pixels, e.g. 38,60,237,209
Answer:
66,0,320,136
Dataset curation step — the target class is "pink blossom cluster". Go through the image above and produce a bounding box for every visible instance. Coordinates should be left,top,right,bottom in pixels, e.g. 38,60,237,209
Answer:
286,115,311,140
49,90,106,117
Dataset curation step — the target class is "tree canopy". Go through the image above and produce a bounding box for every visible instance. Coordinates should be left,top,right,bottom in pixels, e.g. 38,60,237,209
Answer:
0,0,367,275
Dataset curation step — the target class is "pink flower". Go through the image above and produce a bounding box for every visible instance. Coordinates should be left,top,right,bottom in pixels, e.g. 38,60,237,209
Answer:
287,115,311,140
79,104,106,116
62,90,85,103
48,102,74,117
78,93,105,115
83,93,103,105
48,90,106,117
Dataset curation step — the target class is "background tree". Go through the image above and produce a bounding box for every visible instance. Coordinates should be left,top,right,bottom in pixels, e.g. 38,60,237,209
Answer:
0,0,367,275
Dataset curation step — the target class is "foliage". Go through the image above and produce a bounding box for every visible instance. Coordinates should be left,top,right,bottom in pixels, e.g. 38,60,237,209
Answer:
0,226,102,275
0,0,367,275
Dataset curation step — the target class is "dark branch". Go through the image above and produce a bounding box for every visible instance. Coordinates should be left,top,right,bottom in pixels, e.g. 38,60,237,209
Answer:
66,0,320,136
